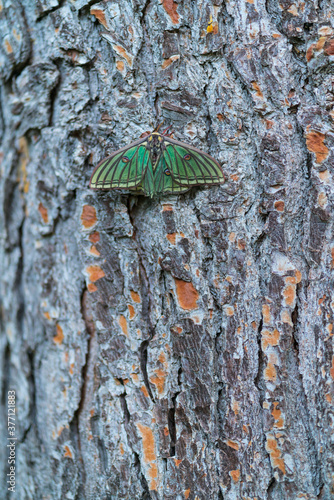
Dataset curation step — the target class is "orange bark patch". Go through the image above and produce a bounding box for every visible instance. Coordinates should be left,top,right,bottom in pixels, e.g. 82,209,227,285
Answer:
89,245,100,256
64,445,73,458
237,239,246,250
118,315,128,336
262,304,271,324
316,36,327,51
230,469,240,482
318,294,326,305
281,311,293,326
172,325,183,334
306,130,329,163
251,81,263,98
232,399,240,415
274,200,285,212
130,290,141,303
324,38,334,55
141,385,149,397
38,202,49,223
120,443,125,455
266,436,286,474
261,329,280,350
226,440,239,450
163,426,169,436
86,265,105,282
318,170,330,184
128,304,135,319
81,205,97,228
174,279,199,310
330,356,334,380
148,463,158,479
174,458,182,467
167,233,176,244
283,284,296,307
88,283,97,293
272,402,284,428
224,306,234,316
162,204,173,211
265,361,277,382
116,60,125,72
18,136,29,194
148,466,158,489
264,353,278,382
287,4,298,15
4,39,13,54
137,423,156,463
90,8,108,28
162,0,179,24
318,191,328,208
158,352,166,364
113,45,133,67
306,43,316,62
162,54,180,69
89,231,100,243
53,324,64,345
184,489,191,499
150,369,166,395
149,479,157,491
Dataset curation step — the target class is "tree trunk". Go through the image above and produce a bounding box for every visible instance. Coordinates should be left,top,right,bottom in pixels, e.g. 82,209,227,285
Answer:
1,0,333,498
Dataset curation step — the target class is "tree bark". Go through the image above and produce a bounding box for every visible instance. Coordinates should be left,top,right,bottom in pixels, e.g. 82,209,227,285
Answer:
1,0,333,498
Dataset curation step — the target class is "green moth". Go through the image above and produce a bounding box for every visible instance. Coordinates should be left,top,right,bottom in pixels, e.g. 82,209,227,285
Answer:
89,125,225,197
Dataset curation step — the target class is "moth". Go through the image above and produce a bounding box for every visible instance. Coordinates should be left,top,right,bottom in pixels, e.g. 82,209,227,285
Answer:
89,125,225,197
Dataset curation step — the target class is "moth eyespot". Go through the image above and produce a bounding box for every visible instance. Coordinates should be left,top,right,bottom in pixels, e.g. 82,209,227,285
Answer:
184,154,191,160
164,168,171,176
122,156,130,163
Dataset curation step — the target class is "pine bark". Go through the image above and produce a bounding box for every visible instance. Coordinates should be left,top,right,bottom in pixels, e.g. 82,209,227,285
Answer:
1,0,333,498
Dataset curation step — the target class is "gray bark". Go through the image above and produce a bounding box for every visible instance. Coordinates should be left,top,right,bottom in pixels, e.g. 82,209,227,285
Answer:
1,0,334,498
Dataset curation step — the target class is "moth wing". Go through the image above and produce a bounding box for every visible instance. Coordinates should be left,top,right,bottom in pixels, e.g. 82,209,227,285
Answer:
90,137,151,190
153,155,193,194
162,136,225,187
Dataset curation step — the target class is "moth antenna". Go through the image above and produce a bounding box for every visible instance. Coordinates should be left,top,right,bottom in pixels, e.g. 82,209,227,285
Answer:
154,123,163,132
161,125,172,135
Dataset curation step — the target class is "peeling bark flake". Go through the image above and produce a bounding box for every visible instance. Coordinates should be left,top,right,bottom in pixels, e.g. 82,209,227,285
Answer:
174,279,199,310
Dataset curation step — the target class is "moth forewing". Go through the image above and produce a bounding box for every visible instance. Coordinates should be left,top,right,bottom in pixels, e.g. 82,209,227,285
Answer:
89,135,149,190
161,135,225,187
